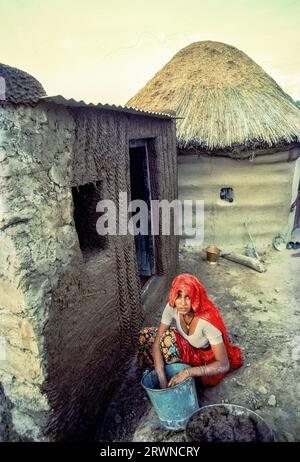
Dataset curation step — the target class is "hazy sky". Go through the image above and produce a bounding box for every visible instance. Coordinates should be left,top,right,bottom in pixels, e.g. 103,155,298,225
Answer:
0,0,299,105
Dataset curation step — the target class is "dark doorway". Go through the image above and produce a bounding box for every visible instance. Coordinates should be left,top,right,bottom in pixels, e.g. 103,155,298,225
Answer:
129,140,156,280
293,181,300,230
72,181,107,256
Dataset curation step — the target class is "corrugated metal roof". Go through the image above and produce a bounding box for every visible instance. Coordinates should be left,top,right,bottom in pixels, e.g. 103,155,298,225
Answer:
39,95,179,119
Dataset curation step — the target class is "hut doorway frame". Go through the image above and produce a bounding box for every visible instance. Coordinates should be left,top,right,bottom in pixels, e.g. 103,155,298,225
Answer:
129,139,156,279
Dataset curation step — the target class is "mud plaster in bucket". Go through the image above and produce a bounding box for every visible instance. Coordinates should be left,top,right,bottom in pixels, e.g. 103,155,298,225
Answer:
186,404,275,442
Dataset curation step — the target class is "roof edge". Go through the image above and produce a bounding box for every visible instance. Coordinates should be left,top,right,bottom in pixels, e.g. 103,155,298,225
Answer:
39,95,179,120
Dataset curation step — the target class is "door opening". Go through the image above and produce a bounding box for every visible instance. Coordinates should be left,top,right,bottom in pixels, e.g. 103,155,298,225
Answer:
129,140,156,284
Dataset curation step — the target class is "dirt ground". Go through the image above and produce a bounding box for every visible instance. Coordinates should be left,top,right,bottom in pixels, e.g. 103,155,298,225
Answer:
98,244,300,443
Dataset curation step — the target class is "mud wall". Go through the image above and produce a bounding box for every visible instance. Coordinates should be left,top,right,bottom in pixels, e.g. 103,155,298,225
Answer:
178,148,300,250
44,109,178,440
0,103,178,441
0,102,75,441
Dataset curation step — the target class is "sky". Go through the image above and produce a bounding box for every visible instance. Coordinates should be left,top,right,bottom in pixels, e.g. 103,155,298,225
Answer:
0,0,299,105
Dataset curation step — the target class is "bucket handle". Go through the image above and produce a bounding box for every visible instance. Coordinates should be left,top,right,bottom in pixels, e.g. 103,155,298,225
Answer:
142,368,151,378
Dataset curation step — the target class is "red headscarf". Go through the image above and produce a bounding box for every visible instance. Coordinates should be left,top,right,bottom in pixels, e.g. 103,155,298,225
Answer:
169,273,227,331
168,273,243,385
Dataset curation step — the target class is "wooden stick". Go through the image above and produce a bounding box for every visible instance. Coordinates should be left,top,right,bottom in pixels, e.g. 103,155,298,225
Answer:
221,252,266,273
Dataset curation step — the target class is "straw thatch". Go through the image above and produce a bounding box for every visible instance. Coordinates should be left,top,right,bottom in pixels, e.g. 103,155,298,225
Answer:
127,41,300,152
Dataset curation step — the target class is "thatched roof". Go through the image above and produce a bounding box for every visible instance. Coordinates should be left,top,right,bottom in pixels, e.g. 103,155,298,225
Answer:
0,63,46,105
127,41,300,152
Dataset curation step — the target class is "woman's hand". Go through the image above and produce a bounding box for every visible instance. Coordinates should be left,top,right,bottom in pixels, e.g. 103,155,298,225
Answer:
168,368,191,387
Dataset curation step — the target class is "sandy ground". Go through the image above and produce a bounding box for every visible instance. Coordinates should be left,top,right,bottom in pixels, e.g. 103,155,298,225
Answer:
98,245,300,443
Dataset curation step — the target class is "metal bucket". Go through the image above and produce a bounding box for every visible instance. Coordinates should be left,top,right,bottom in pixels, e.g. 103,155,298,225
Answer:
186,404,275,442
206,245,221,264
141,363,199,430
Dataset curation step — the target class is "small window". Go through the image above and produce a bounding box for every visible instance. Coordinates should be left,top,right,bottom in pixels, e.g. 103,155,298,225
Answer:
220,187,234,203
72,181,107,254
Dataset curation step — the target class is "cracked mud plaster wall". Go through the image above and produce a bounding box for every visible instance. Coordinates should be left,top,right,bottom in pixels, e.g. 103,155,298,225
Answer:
0,102,76,441
0,103,178,441
178,148,300,250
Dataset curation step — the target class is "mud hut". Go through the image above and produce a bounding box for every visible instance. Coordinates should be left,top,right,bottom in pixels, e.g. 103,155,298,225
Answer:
0,63,178,441
127,41,300,250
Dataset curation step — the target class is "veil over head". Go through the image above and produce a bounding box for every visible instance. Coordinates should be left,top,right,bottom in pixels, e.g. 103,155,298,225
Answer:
169,273,216,318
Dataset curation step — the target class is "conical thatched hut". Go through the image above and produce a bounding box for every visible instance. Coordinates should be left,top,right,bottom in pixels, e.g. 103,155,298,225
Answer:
127,41,300,250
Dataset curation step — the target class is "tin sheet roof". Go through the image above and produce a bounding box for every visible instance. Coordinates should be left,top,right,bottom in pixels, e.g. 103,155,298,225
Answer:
39,95,179,119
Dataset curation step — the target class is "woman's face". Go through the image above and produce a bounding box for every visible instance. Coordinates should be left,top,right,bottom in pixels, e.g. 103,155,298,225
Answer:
174,290,192,315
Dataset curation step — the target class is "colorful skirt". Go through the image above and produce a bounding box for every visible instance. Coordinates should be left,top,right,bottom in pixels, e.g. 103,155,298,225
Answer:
138,327,181,367
138,326,242,386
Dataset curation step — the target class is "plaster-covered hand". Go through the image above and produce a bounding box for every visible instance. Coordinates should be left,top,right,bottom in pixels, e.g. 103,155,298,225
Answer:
152,322,170,389
158,376,168,389
167,368,191,387
156,366,168,389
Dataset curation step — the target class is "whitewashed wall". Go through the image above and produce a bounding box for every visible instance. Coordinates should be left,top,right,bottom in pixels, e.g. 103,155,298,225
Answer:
178,150,300,251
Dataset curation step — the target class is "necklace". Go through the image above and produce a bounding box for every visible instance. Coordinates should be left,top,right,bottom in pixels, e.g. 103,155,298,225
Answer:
183,313,195,331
